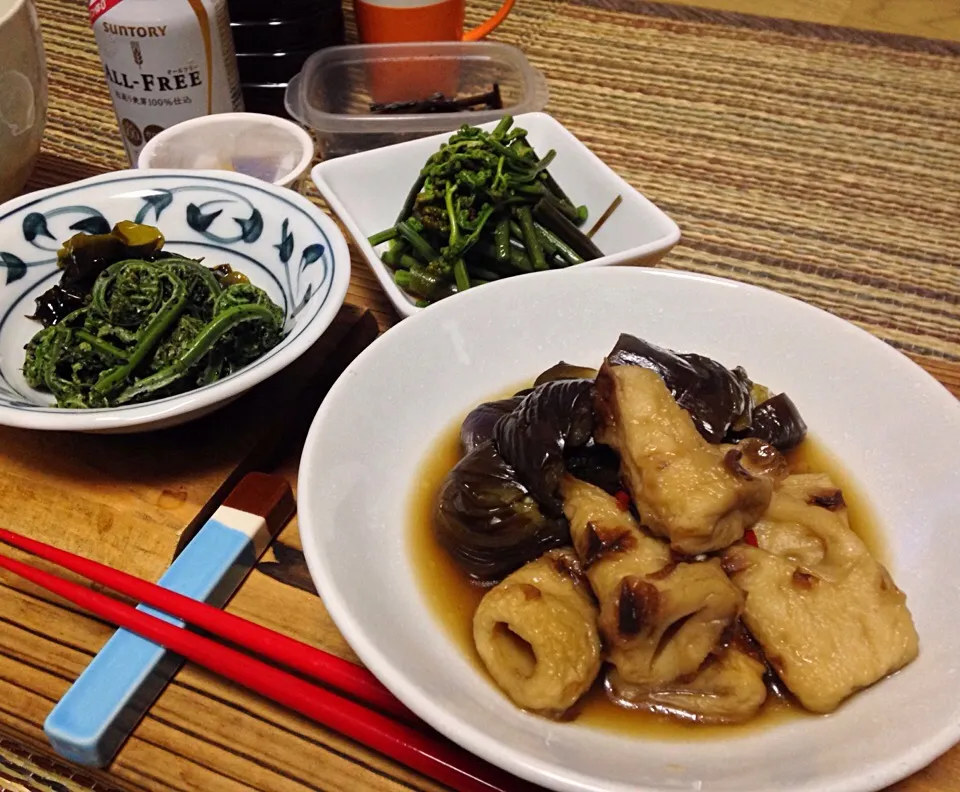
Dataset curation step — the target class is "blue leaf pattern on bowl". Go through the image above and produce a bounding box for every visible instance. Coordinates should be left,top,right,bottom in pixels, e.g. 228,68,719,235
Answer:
23,213,53,243
134,190,174,224
236,209,263,243
1,252,26,285
187,202,224,232
69,215,112,235
276,219,294,264
301,244,325,268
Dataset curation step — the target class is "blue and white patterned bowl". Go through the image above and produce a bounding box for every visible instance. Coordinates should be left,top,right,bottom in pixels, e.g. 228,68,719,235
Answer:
0,169,350,432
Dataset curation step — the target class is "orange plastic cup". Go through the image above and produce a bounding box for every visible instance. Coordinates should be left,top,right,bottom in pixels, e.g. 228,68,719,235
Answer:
355,0,516,103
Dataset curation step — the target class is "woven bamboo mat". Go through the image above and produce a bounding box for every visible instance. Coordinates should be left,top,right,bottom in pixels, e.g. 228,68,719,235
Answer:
5,0,959,789
28,0,960,394
28,0,960,398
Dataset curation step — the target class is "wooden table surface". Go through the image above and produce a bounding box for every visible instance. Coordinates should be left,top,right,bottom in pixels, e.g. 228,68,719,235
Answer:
1,0,959,791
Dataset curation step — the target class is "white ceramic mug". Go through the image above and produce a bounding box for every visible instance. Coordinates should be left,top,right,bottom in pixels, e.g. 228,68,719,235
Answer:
0,0,47,203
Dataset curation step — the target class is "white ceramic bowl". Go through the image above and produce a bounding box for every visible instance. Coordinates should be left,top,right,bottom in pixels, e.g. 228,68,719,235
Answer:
0,0,47,203
312,112,681,318
137,112,315,189
298,266,960,792
0,169,349,432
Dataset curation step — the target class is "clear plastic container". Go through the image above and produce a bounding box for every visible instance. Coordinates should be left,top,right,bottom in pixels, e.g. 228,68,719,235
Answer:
284,42,549,159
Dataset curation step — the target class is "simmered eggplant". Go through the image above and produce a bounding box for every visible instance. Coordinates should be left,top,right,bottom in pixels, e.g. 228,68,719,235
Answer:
445,376,598,580
563,443,622,495
458,361,596,455
743,393,808,450
435,440,568,582
459,395,526,454
493,378,595,517
533,362,598,386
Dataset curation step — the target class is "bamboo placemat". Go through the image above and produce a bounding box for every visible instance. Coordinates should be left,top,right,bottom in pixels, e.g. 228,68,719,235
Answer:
28,0,960,395
4,0,959,790
485,0,960,395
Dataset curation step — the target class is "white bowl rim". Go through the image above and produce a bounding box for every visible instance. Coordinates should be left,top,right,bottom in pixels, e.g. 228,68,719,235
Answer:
311,111,682,319
297,265,960,792
0,0,30,28
137,112,316,188
0,168,350,431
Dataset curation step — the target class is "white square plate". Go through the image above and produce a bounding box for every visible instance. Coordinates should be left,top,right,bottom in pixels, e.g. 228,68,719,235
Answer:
312,112,681,318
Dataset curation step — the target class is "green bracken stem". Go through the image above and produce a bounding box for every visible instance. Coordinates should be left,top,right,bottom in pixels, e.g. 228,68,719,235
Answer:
534,149,556,172
515,206,547,271
533,224,558,258
486,137,530,167
453,258,471,292
410,265,445,299
468,247,519,276
492,155,506,193
368,227,399,247
396,173,426,224
445,182,460,248
458,204,496,255
533,199,604,261
491,115,513,140
494,216,511,262
73,330,129,360
470,267,501,281
94,274,188,395
534,222,583,266
511,183,547,198
397,220,440,263
114,303,278,403
546,193,582,224
509,247,533,272
367,115,603,302
542,169,575,211
382,249,404,269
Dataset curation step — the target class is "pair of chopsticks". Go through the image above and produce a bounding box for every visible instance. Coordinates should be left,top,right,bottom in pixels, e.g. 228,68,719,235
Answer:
0,528,532,792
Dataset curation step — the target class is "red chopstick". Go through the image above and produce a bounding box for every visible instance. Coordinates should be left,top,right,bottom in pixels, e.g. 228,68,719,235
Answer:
0,539,533,792
0,526,416,725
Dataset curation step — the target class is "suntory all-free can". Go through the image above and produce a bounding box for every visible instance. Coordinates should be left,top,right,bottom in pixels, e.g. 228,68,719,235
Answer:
88,0,244,164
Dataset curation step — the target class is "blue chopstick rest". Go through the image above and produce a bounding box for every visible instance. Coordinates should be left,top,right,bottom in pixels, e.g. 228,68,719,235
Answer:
43,473,294,767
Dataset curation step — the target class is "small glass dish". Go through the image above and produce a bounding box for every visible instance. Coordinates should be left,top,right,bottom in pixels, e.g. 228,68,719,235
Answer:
137,112,315,188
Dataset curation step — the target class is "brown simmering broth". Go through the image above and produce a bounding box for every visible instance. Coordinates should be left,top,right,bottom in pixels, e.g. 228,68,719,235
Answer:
409,414,885,739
